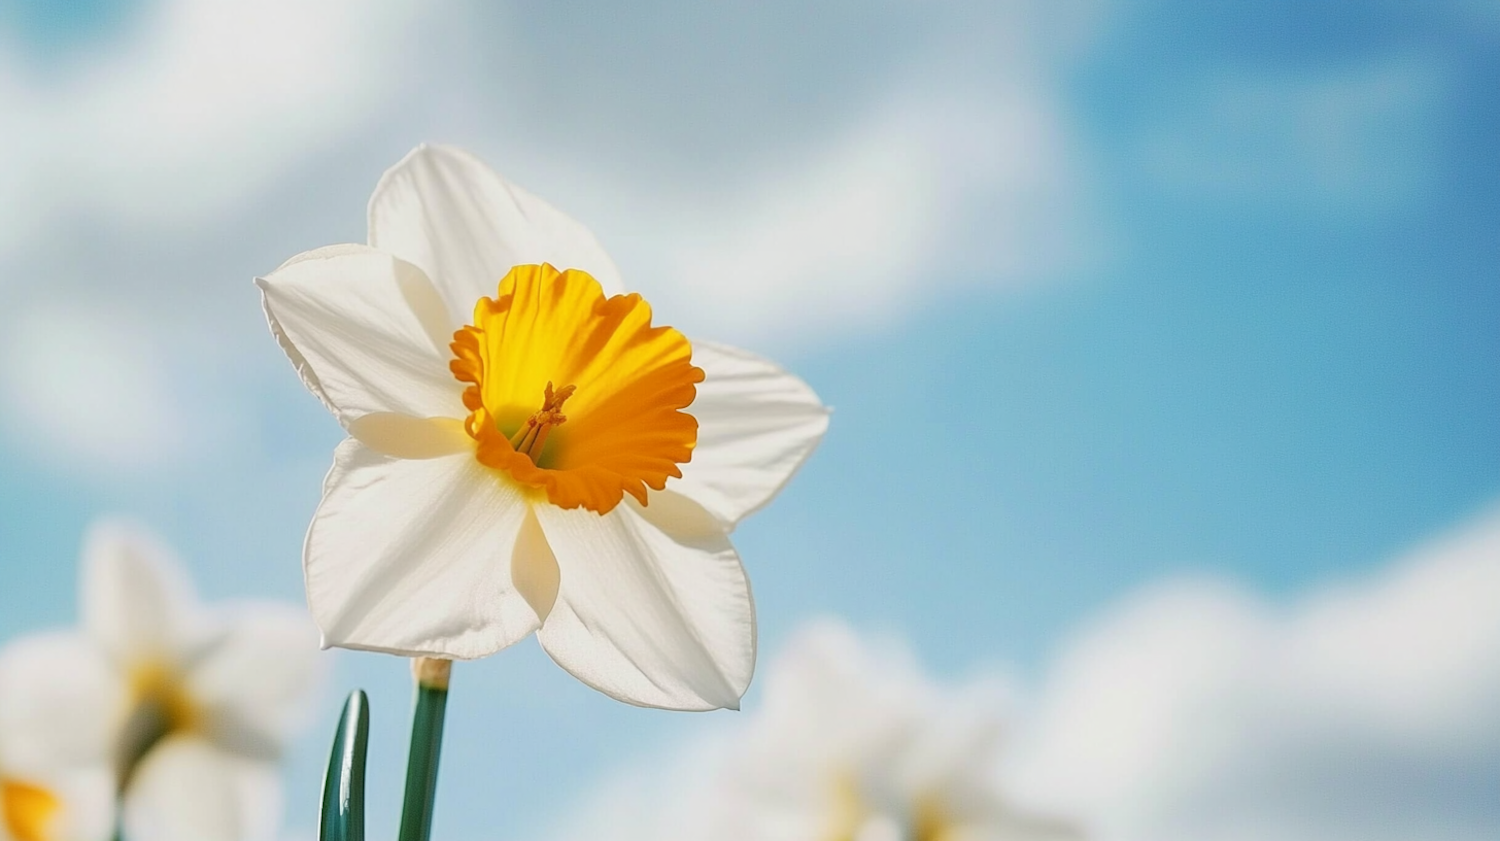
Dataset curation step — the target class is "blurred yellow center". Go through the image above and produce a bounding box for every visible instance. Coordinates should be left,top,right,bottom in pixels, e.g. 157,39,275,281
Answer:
912,798,957,841
118,663,200,784
824,775,956,841
450,264,703,514
1,779,59,841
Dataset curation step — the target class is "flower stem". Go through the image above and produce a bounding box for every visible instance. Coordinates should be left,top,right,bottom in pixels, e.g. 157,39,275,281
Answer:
397,658,451,841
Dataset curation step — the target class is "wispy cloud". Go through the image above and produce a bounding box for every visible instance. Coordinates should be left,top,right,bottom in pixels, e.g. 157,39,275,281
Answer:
617,81,1092,345
0,0,419,257
1009,502,1500,841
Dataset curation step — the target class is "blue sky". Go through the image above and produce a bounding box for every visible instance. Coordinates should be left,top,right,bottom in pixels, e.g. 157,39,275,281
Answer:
0,1,1497,839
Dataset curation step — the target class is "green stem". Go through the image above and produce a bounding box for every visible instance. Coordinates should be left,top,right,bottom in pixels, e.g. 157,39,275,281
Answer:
319,690,370,841
397,659,451,841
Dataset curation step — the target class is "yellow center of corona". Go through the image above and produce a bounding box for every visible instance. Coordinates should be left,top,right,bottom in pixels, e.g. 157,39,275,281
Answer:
1,779,59,841
450,264,703,514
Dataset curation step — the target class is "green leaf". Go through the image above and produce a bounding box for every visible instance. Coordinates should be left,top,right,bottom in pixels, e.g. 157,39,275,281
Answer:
320,690,370,841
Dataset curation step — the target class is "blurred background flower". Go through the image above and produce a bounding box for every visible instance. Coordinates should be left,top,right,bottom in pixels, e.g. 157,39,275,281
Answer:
0,522,324,841
556,620,1078,841
0,0,1495,839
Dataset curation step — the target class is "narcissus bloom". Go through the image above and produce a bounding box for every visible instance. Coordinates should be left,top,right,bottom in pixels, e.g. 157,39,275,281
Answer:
560,622,1080,841
258,144,828,711
0,523,322,841
738,624,1080,841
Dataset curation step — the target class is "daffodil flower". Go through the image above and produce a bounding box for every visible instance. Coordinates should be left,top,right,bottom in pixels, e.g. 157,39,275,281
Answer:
765,624,1082,841
257,145,828,711
0,522,323,841
562,622,1080,841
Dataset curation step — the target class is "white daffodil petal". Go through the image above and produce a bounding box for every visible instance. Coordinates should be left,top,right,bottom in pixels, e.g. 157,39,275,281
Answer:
534,492,755,711
53,765,115,841
80,521,202,666
368,144,626,320
0,633,124,770
676,340,831,527
187,605,323,762
122,736,280,841
306,438,542,659
257,244,464,424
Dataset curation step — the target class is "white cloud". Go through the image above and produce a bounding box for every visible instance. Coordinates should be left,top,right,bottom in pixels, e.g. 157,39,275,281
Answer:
633,82,1090,345
0,0,421,470
1008,502,1500,841
0,0,420,256
0,300,233,473
1137,59,1445,208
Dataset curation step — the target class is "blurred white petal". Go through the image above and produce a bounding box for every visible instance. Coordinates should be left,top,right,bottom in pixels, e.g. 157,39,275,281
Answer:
0,633,123,770
535,492,754,711
187,606,325,761
305,439,541,659
675,340,830,527
56,766,118,841
368,144,626,323
80,521,202,666
122,736,280,841
256,245,463,424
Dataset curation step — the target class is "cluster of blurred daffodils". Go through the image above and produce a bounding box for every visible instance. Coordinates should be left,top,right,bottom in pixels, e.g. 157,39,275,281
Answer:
565,621,1078,841
0,522,321,841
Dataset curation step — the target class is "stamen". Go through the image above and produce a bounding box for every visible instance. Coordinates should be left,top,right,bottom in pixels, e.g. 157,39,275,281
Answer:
509,381,576,461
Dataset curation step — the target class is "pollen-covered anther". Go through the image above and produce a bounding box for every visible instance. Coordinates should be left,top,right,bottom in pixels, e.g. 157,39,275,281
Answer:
509,381,577,460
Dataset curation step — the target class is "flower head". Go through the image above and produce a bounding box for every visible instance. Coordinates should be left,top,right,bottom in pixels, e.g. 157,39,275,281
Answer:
741,624,1080,841
559,621,1081,841
257,145,828,710
0,522,322,841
